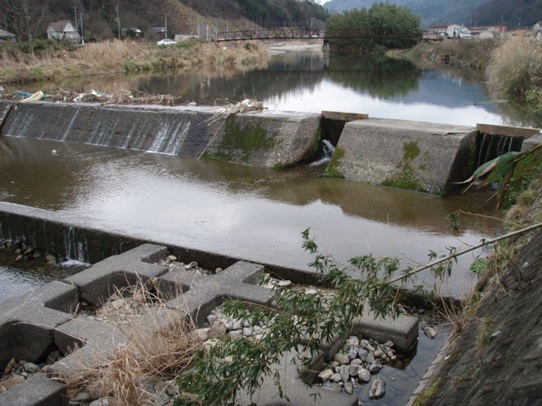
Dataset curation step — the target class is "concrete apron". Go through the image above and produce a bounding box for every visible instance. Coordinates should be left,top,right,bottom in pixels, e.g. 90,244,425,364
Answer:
0,244,418,406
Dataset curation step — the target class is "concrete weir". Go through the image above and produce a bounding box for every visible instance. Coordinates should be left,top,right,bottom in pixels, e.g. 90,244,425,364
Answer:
328,118,478,194
1,100,532,194
0,101,321,168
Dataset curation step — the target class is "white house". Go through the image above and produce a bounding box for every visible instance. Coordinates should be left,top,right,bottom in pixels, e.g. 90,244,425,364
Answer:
428,24,462,38
46,20,81,43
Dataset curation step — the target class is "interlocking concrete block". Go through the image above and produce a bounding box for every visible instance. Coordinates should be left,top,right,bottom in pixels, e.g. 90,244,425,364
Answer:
65,244,169,306
354,307,419,352
0,373,65,406
52,318,127,378
0,281,78,369
161,261,274,324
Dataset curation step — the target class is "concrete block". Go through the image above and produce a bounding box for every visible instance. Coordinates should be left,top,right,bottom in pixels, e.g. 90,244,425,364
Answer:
163,261,274,325
0,373,65,406
52,318,127,378
354,308,419,352
205,111,321,167
331,118,477,194
0,282,77,369
65,244,169,306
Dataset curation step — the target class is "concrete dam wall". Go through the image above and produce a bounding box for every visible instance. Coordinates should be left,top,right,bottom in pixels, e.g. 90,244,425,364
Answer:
0,100,532,194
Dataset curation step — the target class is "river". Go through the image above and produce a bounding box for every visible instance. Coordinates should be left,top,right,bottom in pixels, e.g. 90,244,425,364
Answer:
0,46,512,304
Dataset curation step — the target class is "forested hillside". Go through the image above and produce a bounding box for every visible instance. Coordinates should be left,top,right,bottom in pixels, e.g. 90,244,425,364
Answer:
0,0,328,42
469,0,542,28
323,0,539,28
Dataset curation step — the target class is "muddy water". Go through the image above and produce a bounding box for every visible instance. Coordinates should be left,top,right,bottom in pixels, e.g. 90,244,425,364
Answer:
0,136,503,301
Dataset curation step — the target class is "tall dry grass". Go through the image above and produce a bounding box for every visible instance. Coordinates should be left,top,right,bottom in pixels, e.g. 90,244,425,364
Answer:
66,281,202,405
486,36,542,100
0,39,269,84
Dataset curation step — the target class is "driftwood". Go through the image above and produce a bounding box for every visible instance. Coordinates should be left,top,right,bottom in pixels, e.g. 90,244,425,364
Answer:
2,89,183,106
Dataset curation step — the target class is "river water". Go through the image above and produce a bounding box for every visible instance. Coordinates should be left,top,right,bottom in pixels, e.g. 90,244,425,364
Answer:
0,47,511,304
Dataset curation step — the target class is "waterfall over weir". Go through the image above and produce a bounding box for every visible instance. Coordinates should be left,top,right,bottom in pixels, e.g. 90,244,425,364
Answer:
476,132,524,167
3,102,215,156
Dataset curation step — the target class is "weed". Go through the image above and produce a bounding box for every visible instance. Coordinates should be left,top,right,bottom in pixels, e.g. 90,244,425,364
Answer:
476,317,497,352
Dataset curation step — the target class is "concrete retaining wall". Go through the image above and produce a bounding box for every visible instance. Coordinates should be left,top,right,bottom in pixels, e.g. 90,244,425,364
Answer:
327,118,478,194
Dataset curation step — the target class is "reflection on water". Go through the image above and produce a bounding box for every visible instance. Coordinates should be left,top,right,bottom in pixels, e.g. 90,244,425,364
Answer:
0,137,503,299
4,49,537,127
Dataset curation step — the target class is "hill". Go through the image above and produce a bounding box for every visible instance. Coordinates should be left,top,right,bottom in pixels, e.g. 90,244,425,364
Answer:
1,0,329,43
323,0,542,28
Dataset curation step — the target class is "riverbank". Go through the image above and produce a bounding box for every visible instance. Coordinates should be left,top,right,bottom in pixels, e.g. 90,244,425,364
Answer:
411,159,542,404
0,40,269,85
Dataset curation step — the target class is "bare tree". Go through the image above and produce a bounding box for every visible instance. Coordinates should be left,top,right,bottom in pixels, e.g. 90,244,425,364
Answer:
0,0,49,41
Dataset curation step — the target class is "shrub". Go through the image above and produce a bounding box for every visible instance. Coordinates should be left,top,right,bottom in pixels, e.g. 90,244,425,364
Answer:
486,36,542,101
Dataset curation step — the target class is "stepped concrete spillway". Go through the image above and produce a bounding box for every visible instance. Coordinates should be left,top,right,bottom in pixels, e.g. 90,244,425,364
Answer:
0,101,321,169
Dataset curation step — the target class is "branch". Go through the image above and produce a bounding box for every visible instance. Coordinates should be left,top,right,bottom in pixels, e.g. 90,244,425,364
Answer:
389,221,542,284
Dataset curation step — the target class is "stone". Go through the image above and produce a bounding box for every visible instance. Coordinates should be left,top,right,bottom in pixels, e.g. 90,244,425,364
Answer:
349,364,360,376
330,373,342,383
334,353,350,365
208,322,227,339
89,399,109,406
346,336,360,348
318,369,334,382
347,346,360,360
369,362,383,373
357,368,371,383
374,349,384,358
344,382,353,395
3,358,15,374
339,365,350,382
0,375,25,389
23,362,40,373
368,376,386,399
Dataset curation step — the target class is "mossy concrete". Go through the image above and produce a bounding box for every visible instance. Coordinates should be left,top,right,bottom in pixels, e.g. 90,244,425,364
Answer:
204,111,321,167
330,118,478,194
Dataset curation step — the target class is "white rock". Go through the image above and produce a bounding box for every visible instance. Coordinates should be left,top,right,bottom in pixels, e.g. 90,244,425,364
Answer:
357,368,371,383
368,376,386,399
318,369,334,382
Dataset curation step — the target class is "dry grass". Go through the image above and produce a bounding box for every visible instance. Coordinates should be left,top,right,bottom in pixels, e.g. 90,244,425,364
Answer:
66,281,202,405
0,40,269,84
486,36,542,99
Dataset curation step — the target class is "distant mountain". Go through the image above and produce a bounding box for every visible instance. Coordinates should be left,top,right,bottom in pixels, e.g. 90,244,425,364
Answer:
469,0,542,27
323,0,487,27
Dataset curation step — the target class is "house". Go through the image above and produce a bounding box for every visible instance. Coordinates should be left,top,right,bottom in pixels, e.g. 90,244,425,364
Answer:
428,24,462,38
0,29,16,41
121,27,143,39
147,26,166,40
46,20,81,43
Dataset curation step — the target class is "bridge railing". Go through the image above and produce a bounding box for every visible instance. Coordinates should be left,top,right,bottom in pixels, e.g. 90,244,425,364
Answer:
216,28,324,41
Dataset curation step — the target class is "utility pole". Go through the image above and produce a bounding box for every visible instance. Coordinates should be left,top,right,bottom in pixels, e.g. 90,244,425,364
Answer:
115,2,121,40
164,14,168,39
80,10,84,44
73,4,78,35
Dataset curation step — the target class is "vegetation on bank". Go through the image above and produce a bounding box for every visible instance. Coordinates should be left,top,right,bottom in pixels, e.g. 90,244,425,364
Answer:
0,39,269,84
325,3,422,54
403,35,542,117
